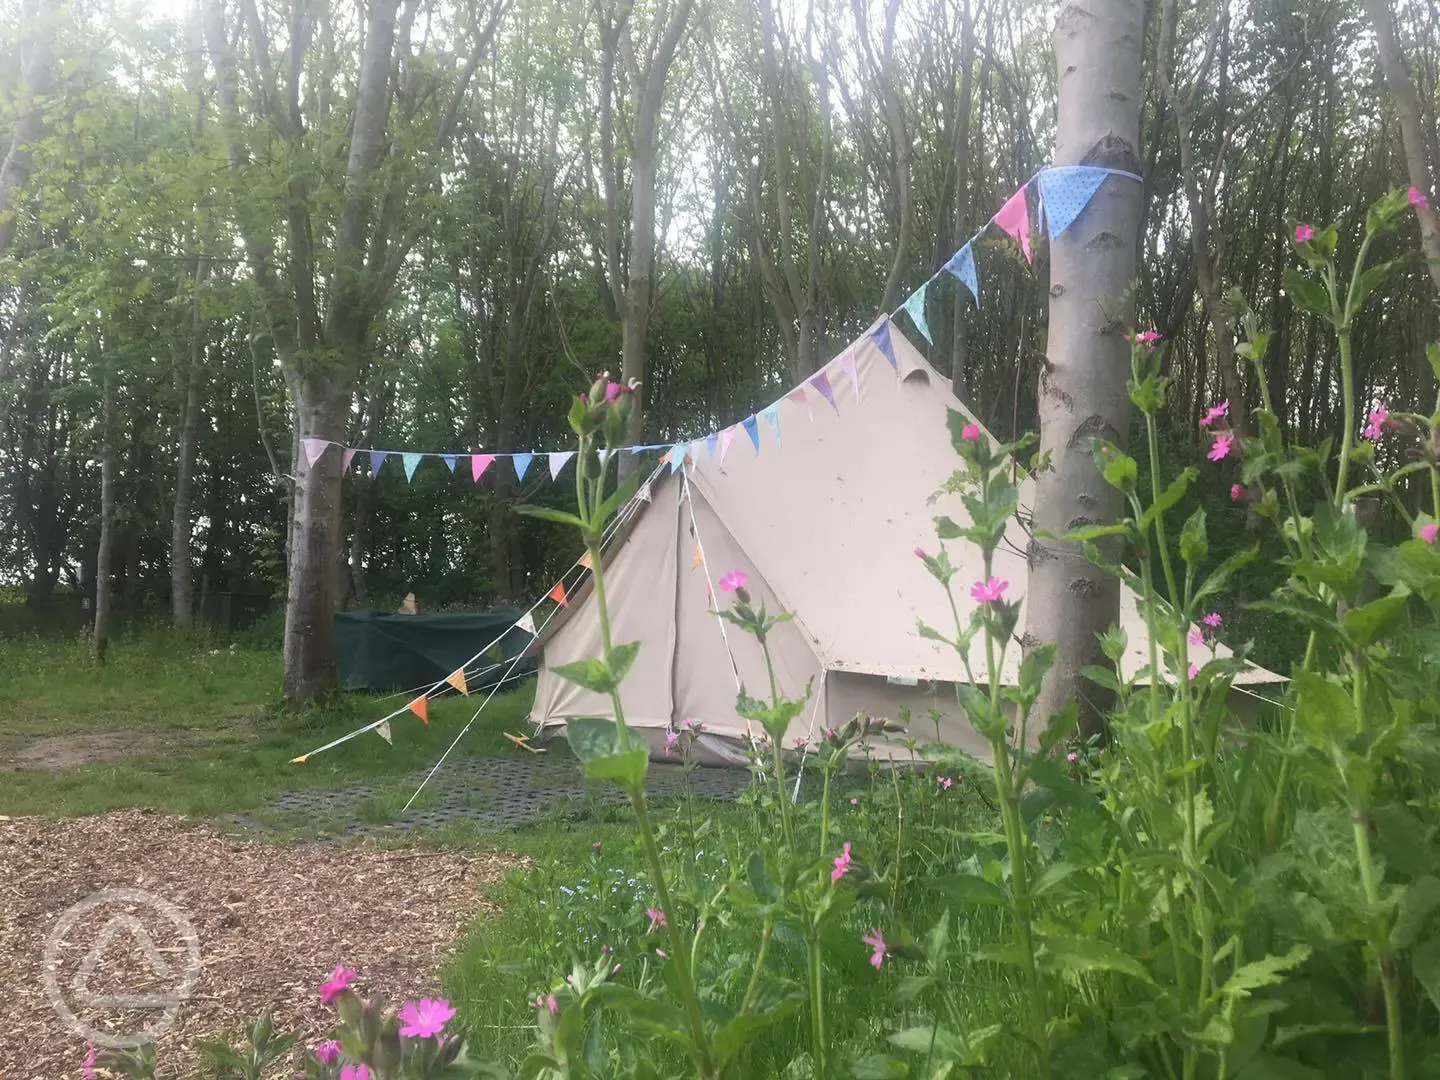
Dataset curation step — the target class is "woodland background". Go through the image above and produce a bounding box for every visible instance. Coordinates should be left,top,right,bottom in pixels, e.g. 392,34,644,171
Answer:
2,0,1438,675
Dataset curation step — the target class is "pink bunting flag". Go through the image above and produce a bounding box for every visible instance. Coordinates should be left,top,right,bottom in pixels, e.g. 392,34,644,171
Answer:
993,185,1033,264
471,454,496,482
842,348,860,403
786,386,812,422
719,427,737,463
341,448,357,472
301,438,330,468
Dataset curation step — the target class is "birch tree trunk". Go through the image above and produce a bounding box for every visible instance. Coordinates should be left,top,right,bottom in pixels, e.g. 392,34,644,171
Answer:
1364,0,1440,300
1025,0,1144,728
171,260,206,630
93,367,115,663
0,0,58,260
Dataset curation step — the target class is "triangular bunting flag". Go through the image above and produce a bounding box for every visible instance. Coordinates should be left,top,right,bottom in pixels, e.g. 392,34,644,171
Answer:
1037,165,1110,241
637,481,653,502
809,371,839,412
471,453,495,481
302,438,330,468
513,453,533,481
375,720,392,745
742,415,761,453
786,386,813,421
719,427,737,462
441,454,458,473
901,284,933,344
842,349,860,402
402,452,423,483
577,550,593,570
668,445,686,473
691,543,704,570
943,243,980,308
516,611,537,635
369,450,388,476
761,405,781,446
870,319,899,371
994,185,1033,263
446,668,469,696
408,696,429,725
342,448,358,472
597,448,612,468
548,581,569,608
705,432,719,460
549,451,575,480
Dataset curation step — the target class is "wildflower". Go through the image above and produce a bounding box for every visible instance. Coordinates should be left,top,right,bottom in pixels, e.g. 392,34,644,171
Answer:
718,569,748,592
1066,751,1078,763
1189,629,1205,647
664,730,679,755
914,547,926,559
792,736,808,749
605,381,624,403
593,841,601,851
1294,224,1315,243
655,948,668,959
938,776,952,791
646,907,667,931
1207,433,1233,462
315,1040,341,1065
1202,613,1222,629
969,577,1008,605
1230,483,1247,502
1200,400,1229,428
862,928,889,969
319,965,357,1004
961,422,981,441
398,997,456,1039
1125,330,1162,349
532,994,558,1016
341,1067,370,1080
1188,664,1199,680
1363,402,1390,441
850,797,858,807
83,1043,97,1080
1421,523,1439,544
831,841,853,882
1410,186,1430,210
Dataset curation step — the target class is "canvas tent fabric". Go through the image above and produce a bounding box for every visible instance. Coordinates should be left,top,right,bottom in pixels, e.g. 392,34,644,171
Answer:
336,609,535,693
529,323,1282,764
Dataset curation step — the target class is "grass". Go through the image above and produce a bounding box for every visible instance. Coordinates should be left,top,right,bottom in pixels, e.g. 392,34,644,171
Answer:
0,622,545,819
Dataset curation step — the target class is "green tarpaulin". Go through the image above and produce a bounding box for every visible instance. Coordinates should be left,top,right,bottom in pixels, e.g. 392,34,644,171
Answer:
334,609,536,693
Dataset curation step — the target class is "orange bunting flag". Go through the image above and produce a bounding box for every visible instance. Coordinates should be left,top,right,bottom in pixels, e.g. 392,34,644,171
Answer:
408,696,429,724
549,581,569,608
577,550,593,570
446,668,469,696
691,543,704,570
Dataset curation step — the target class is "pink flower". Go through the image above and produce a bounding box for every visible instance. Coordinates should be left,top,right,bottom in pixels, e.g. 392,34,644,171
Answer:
83,1043,97,1080
1363,402,1390,441
1410,186,1430,209
605,381,623,403
961,422,981,441
1066,751,1078,763
1200,400,1229,428
655,948,668,959
850,797,858,807
398,997,456,1039
664,731,679,755
593,840,602,851
831,841,853,882
792,736,808,748
862,928,889,969
532,993,558,1015
1125,330,1162,349
1421,523,1439,544
1188,664,1199,680
1202,613,1222,629
646,907,667,931
969,577,1008,605
1230,483,1247,502
718,570,748,592
913,547,926,559
341,1067,370,1080
938,776,952,791
1189,629,1205,647
1294,224,1315,243
319,965,357,1004
315,1040,341,1065
1207,433,1234,462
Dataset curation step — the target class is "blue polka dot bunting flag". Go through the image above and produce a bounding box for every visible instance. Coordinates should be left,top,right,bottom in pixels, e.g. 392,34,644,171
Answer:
1036,166,1112,241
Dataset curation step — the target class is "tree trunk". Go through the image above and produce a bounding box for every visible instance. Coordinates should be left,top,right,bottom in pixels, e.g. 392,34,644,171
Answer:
171,261,206,629
0,0,58,260
1025,0,1144,729
1364,0,1440,300
949,0,976,399
93,369,115,663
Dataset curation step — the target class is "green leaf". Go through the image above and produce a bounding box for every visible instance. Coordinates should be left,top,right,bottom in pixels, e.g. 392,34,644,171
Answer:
713,1013,783,1067
1081,664,1121,693
1140,468,1197,531
1193,547,1258,607
1292,669,1357,751
1414,935,1440,1013
849,1055,908,1079
1342,592,1408,646
606,641,641,684
1391,876,1440,950
553,658,618,694
932,873,1008,907
1040,935,1155,985
1217,945,1311,1002
1427,343,1440,384
934,515,965,539
1101,450,1138,493
1062,523,1133,544
1348,258,1404,315
516,505,586,529
1179,507,1209,570
566,716,648,790
1030,861,1078,898
1283,268,1334,322
747,850,780,905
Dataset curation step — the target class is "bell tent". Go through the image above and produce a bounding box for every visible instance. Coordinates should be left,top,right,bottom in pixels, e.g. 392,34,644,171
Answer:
528,322,1281,765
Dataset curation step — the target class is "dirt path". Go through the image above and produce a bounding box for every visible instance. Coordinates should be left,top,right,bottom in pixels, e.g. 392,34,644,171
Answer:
0,812,521,1078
